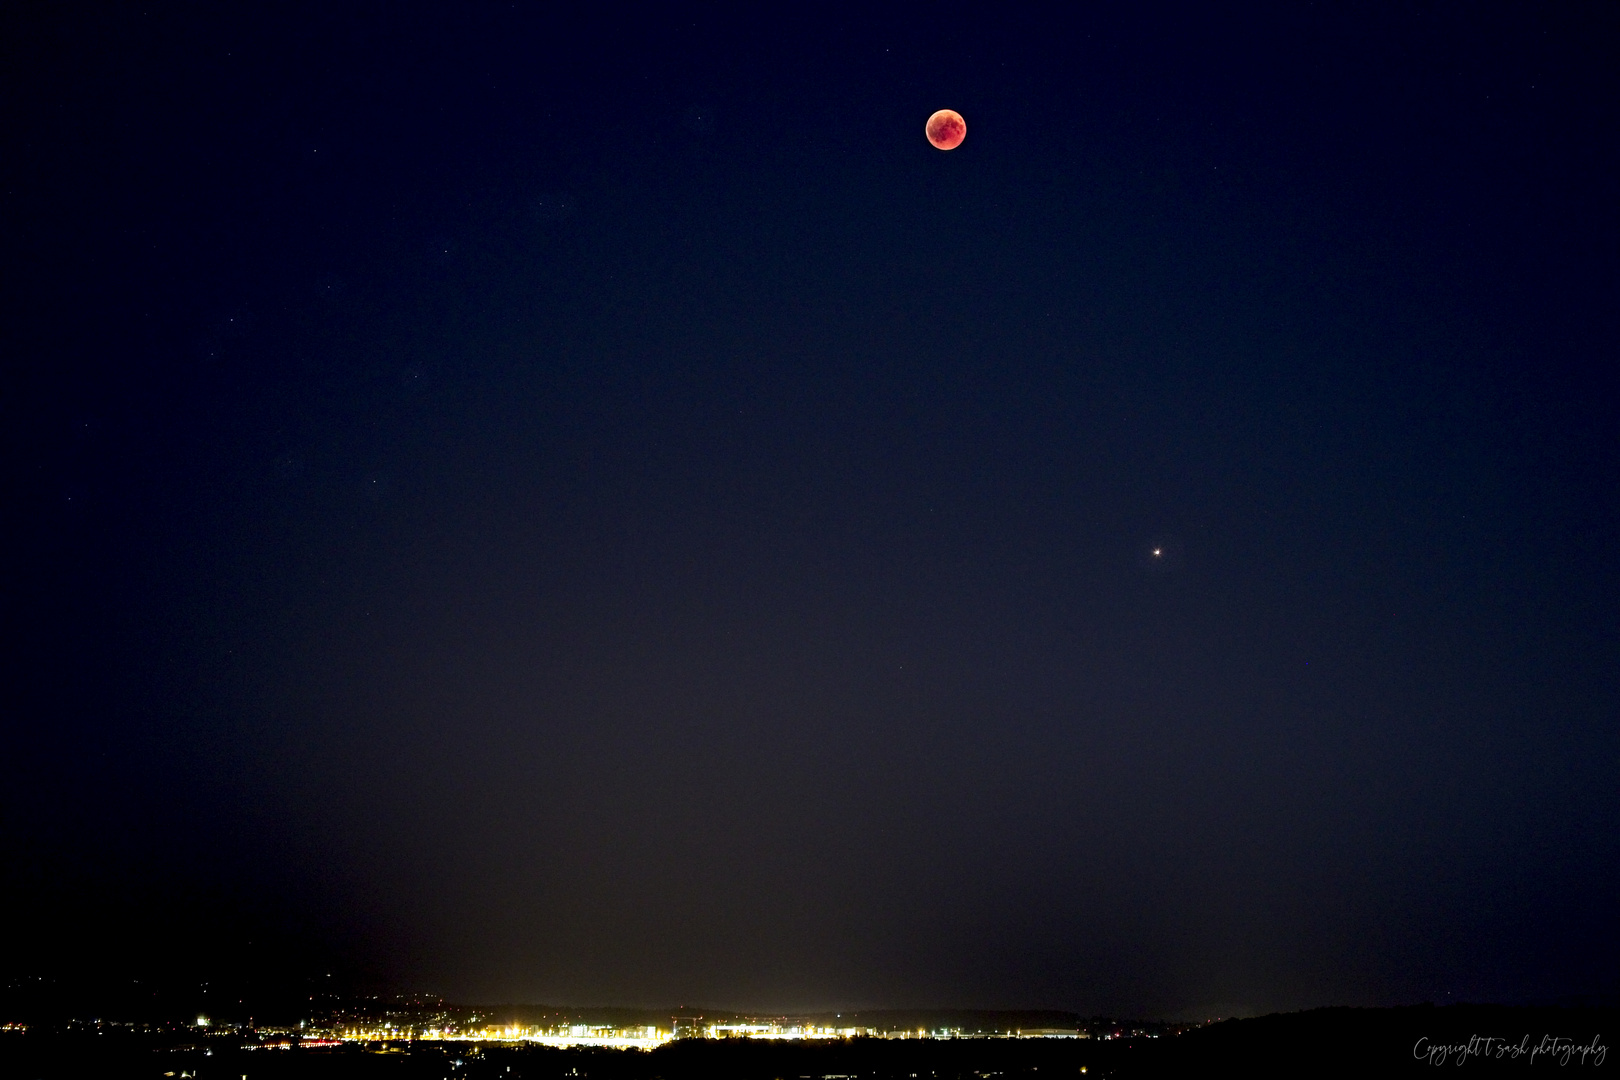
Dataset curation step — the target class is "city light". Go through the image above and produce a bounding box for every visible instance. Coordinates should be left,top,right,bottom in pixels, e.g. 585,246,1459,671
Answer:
321,1019,1092,1047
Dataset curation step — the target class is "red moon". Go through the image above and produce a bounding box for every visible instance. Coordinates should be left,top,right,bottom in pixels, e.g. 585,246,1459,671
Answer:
926,109,966,150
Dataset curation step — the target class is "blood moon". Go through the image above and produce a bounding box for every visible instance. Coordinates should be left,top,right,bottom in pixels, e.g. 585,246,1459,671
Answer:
925,109,966,150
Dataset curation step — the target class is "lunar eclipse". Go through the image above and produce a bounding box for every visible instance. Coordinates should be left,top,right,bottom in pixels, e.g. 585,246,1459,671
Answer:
926,108,966,150
7,2,1617,1042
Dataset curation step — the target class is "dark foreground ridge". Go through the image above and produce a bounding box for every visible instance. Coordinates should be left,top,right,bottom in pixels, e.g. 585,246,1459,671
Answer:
1,1005,1613,1079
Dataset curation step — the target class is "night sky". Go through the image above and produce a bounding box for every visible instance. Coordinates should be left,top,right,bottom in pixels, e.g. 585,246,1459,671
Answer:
4,4,1618,1019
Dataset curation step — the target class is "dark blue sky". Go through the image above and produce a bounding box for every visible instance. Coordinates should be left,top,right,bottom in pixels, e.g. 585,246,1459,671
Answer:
4,3,1617,1017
